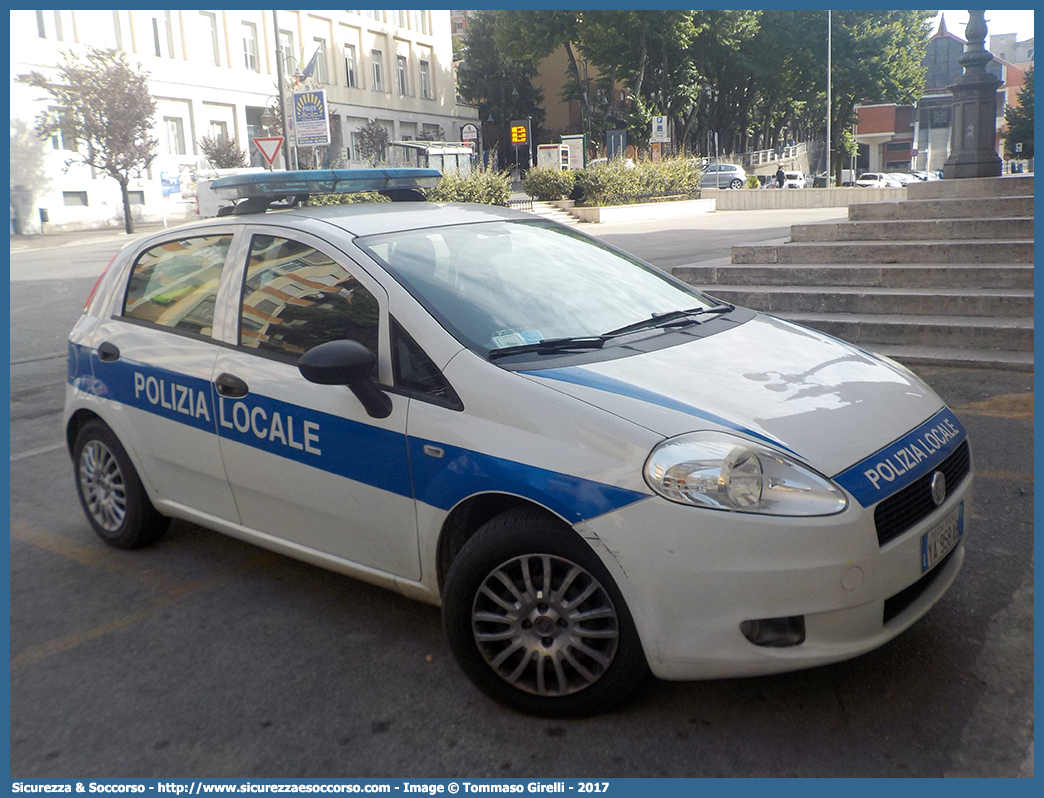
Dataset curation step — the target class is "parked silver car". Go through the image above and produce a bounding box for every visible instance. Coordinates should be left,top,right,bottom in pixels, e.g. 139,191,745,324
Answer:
699,163,747,190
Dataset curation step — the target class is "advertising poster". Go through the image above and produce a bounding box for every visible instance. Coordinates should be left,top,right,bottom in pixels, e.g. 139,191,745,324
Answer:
293,89,331,147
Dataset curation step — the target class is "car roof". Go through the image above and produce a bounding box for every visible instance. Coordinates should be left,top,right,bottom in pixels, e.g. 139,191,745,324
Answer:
180,202,536,239
276,202,532,237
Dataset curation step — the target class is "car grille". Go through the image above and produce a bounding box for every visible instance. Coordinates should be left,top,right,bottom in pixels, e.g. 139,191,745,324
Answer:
882,546,957,625
874,440,971,546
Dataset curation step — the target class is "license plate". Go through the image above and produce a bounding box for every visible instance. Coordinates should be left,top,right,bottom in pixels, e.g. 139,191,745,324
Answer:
921,502,964,573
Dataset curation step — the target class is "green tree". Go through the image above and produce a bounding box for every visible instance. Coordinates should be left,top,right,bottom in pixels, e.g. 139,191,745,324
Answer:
1003,65,1033,159
824,10,934,184
199,134,247,169
356,119,390,165
580,10,704,151
493,10,582,136
681,10,761,154
457,10,543,167
735,10,821,155
17,47,158,233
9,118,50,234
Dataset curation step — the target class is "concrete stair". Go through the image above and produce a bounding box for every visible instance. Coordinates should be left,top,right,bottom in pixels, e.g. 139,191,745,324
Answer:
675,174,1034,370
529,200,580,225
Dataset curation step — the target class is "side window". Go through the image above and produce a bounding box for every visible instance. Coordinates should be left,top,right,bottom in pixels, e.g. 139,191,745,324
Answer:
123,234,233,336
239,234,380,361
391,317,461,408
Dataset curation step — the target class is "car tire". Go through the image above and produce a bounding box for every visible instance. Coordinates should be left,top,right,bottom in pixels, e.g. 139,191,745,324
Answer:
442,507,648,716
73,419,170,549
729,178,743,190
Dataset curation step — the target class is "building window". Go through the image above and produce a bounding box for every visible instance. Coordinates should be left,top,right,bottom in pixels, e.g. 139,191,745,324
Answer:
128,191,146,206
371,50,384,92
200,12,220,66
242,22,259,72
311,38,328,83
36,10,70,40
63,191,89,207
48,107,77,151
414,11,429,35
151,12,176,59
344,44,357,87
398,11,408,28
397,55,408,95
419,60,432,99
113,11,123,50
280,30,296,70
164,117,186,155
209,121,228,143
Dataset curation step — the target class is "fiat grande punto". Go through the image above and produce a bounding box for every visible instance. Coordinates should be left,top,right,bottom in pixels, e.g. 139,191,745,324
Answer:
65,169,971,716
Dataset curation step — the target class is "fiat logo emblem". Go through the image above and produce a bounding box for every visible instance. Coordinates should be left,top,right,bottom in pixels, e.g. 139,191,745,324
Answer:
930,471,946,506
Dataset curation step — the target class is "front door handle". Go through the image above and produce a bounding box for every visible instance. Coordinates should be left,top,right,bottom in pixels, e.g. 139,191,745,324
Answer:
214,372,249,398
97,341,120,362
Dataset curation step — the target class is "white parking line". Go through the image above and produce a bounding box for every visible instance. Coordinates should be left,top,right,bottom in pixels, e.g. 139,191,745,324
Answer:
11,442,65,461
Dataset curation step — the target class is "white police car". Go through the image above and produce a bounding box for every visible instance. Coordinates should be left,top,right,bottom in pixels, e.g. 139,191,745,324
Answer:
65,169,972,716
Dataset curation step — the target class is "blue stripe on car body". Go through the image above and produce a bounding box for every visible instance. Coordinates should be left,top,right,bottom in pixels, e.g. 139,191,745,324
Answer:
75,355,648,522
525,366,800,456
833,408,968,507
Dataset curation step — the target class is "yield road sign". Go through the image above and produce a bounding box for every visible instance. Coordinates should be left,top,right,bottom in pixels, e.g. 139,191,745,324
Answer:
253,137,284,166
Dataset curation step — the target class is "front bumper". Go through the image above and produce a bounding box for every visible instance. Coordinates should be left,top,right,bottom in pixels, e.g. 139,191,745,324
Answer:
581,473,972,681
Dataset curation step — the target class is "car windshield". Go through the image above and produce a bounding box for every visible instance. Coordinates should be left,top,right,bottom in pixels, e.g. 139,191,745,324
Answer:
359,220,718,358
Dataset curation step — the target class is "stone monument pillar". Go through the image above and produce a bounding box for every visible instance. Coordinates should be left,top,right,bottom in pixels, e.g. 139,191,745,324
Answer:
943,10,1003,178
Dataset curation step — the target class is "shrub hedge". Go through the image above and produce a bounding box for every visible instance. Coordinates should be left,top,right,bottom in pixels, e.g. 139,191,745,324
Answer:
424,168,511,205
306,192,389,206
521,167,576,201
573,157,703,206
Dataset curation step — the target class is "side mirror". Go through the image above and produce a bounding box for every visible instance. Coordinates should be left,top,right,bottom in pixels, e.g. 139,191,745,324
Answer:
298,340,392,419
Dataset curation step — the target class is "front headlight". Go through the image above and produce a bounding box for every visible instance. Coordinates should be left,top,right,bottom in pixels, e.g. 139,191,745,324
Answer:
643,431,847,516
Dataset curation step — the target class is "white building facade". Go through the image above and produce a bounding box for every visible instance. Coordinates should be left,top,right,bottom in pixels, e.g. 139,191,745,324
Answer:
10,10,478,232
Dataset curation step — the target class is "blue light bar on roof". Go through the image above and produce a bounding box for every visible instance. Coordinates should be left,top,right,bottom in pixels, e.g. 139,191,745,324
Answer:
210,168,441,199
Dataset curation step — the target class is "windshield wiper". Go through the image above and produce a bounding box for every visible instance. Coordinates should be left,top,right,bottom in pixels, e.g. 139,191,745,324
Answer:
487,303,734,360
487,336,609,360
603,304,733,337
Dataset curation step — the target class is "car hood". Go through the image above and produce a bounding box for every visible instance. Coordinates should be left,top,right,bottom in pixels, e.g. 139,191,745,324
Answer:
521,313,946,477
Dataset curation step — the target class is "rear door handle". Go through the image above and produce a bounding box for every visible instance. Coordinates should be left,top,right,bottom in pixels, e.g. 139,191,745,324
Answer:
214,372,249,398
96,341,120,362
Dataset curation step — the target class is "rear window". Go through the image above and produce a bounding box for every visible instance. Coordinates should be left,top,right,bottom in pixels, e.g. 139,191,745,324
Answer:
123,235,233,336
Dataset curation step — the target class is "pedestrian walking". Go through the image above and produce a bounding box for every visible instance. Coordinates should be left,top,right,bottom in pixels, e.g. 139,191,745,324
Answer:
775,166,785,188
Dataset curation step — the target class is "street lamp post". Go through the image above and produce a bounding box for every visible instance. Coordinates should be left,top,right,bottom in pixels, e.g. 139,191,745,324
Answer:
826,9,832,184
273,10,291,171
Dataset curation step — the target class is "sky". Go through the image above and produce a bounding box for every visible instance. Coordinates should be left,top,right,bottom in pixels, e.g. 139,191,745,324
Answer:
932,9,1035,42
